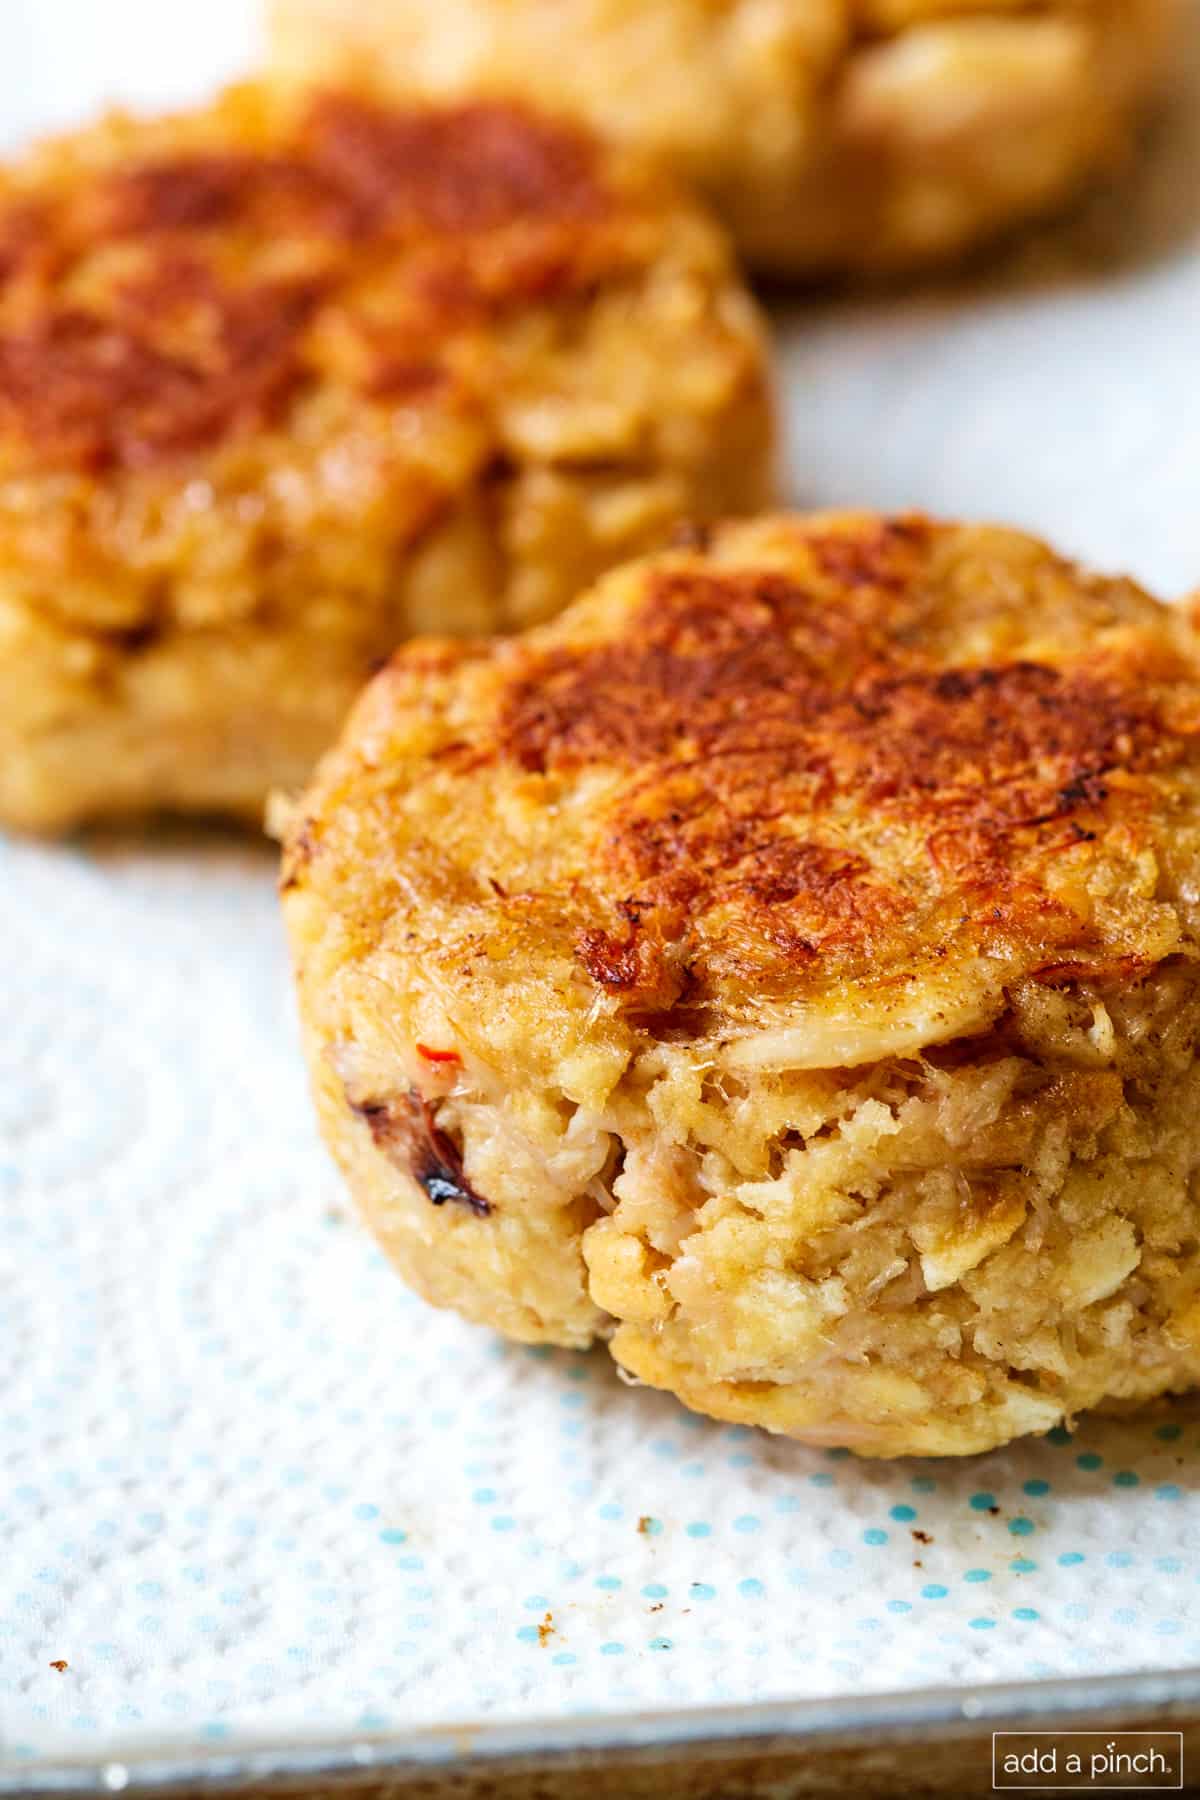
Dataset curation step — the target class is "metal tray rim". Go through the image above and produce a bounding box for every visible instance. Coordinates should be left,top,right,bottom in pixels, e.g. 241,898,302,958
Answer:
9,1661,1200,1795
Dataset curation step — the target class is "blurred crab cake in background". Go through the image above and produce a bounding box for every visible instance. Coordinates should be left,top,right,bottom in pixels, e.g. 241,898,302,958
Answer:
285,512,1200,1458
0,84,772,833
268,0,1173,274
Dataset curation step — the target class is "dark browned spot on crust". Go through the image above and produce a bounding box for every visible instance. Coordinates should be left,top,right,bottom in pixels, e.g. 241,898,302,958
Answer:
0,199,54,286
303,95,604,237
279,817,318,894
577,897,691,1010
504,523,937,771
362,358,449,405
0,95,614,472
806,515,931,593
495,519,1191,1006
93,99,603,245
347,1086,491,1216
0,272,324,471
94,152,354,239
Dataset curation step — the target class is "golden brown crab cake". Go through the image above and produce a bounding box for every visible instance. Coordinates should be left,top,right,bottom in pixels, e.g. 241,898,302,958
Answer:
284,512,1200,1458
269,0,1173,275
0,84,772,833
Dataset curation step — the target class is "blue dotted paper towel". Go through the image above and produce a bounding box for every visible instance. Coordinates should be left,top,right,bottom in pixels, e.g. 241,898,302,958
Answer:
1,832,1199,1771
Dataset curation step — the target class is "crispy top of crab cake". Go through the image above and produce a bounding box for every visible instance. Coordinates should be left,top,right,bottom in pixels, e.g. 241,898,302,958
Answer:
0,85,660,482
0,82,771,831
0,82,766,646
286,512,1200,1093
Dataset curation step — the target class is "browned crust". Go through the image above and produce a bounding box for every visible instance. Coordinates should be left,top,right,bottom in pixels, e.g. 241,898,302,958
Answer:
484,515,1200,1007
0,93,617,473
0,268,325,471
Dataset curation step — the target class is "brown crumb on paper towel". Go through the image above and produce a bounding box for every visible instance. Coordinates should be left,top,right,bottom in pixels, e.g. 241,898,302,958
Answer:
537,1612,555,1646
49,1660,68,1672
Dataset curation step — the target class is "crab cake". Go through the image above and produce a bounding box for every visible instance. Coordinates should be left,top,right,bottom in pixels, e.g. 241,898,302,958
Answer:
269,0,1172,275
284,512,1200,1459
0,86,771,834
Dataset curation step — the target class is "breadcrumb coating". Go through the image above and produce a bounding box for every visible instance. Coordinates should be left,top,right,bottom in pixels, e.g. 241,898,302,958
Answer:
269,0,1174,273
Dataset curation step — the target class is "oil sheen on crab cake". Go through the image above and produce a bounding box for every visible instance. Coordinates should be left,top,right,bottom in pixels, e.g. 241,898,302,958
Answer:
0,83,771,833
284,513,1200,1457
